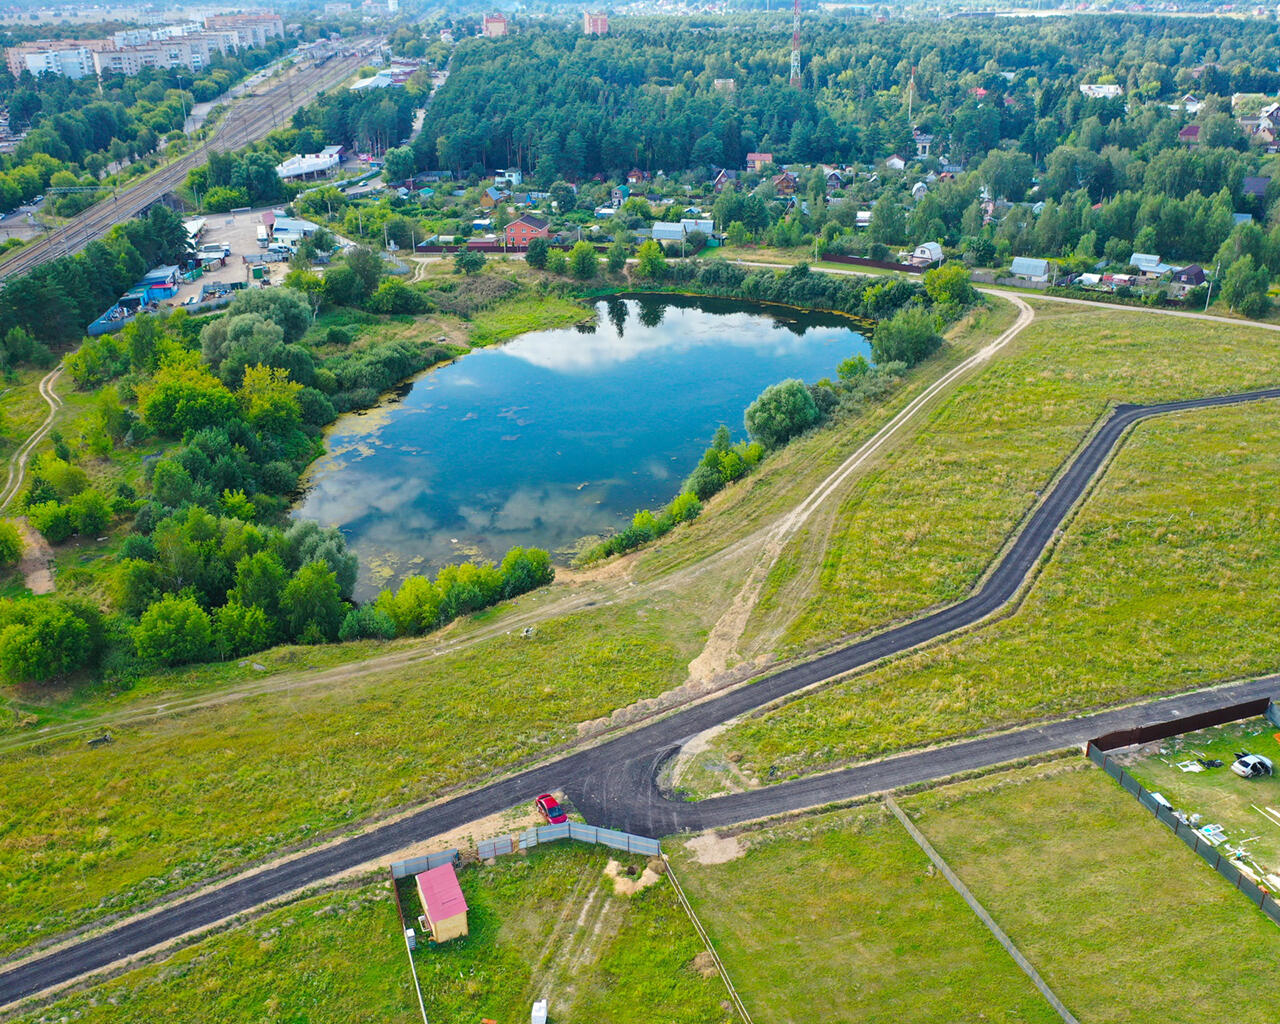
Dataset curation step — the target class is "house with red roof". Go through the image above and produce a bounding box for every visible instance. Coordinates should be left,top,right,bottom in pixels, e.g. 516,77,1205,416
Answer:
416,863,469,943
745,152,773,173
1179,124,1201,145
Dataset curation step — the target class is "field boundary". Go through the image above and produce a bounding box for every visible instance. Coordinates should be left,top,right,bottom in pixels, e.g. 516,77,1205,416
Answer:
884,796,1080,1024
1086,700,1280,926
662,856,753,1024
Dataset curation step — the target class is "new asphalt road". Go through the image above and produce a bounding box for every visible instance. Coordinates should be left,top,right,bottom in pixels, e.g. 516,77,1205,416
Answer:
3,386,1280,1006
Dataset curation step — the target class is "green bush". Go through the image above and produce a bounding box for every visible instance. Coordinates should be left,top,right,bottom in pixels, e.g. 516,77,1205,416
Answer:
28,500,74,543
134,595,214,666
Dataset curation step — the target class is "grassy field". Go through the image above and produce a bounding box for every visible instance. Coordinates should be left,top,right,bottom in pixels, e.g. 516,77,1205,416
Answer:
0,591,722,957
6,882,418,1023
667,805,1060,1024
1126,718,1280,884
0,294,1010,954
410,846,733,1022
694,399,1280,785
744,304,1280,659
467,293,593,346
900,764,1280,1023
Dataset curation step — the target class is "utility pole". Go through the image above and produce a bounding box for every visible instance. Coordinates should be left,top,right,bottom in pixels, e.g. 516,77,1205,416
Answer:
1205,260,1220,312
790,0,801,88
908,65,916,124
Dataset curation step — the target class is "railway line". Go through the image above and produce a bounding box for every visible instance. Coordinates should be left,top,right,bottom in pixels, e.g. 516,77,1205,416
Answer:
0,45,375,284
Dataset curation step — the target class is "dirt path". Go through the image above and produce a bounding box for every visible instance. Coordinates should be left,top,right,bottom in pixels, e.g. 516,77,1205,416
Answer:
0,363,63,511
14,516,53,594
685,294,1035,683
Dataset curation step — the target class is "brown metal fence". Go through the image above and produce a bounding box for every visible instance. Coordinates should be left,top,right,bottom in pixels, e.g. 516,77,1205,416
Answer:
1086,740,1280,926
1090,697,1271,751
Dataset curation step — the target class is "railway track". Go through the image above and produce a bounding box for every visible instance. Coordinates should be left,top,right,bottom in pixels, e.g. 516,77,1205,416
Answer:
0,46,374,283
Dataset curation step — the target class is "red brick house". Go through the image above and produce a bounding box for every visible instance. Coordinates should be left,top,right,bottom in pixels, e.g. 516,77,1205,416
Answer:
506,214,550,247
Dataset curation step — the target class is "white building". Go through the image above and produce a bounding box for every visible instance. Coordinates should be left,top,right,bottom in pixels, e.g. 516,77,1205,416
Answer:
1079,83,1123,99
276,146,344,179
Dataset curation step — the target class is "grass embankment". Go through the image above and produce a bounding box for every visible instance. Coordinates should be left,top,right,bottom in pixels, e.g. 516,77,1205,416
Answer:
675,763,1280,1023
633,299,1017,583
668,805,1060,1024
6,846,730,1024
695,396,1280,787
0,591,716,956
747,304,1280,657
901,765,1280,1022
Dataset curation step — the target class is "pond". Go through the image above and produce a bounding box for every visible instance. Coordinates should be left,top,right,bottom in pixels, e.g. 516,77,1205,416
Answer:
293,295,870,599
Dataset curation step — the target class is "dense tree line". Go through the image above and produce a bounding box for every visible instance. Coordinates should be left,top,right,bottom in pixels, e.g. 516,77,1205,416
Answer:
0,204,191,362
415,15,1280,182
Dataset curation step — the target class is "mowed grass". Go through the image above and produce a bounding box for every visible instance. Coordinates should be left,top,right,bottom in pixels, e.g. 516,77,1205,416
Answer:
747,305,1280,656
0,597,709,956
6,883,418,1024
6,846,729,1024
667,805,1060,1024
414,846,733,1022
1126,718,1280,882
702,400,1280,783
901,764,1280,1023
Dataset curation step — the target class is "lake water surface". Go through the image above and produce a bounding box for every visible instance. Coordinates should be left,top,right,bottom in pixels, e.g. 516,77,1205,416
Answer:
294,296,869,598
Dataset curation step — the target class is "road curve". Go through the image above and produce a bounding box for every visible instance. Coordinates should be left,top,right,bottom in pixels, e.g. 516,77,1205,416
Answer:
4,385,1280,1006
0,363,62,511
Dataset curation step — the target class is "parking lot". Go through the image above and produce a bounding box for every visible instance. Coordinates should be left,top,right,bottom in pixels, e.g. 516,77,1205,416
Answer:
168,207,292,309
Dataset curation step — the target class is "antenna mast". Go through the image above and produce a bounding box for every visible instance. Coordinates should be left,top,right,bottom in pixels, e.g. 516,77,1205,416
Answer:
790,0,801,87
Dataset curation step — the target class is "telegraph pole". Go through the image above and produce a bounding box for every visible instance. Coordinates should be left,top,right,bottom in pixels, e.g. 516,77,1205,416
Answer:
790,0,801,88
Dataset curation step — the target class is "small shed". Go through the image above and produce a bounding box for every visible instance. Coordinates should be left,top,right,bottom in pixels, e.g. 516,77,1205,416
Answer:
416,863,469,943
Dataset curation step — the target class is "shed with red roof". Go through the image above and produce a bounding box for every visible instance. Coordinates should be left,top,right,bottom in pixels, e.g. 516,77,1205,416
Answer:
416,863,469,943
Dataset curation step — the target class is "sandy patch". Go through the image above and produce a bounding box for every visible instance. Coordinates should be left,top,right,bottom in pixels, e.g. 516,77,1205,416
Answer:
604,858,663,895
684,832,746,866
14,516,54,594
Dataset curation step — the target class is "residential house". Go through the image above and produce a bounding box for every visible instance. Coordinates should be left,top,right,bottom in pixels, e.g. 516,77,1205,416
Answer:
1168,264,1206,299
1243,175,1271,199
855,210,872,229
626,168,646,185
1080,83,1123,99
712,168,738,193
745,152,773,173
913,131,933,158
885,154,906,171
911,181,929,201
681,218,714,237
1009,256,1050,284
481,12,508,37
506,214,549,247
772,171,798,196
1128,252,1175,281
969,86,988,100
822,167,845,191
904,242,943,268
480,186,508,209
1178,124,1201,145
651,221,686,242
1233,212,1254,225
610,184,630,204
494,168,523,188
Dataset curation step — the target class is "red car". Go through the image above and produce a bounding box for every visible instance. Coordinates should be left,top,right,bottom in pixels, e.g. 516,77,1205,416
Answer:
535,793,568,824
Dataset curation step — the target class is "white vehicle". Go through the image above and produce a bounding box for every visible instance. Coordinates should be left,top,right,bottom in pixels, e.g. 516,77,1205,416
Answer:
256,225,269,248
1230,753,1274,779
199,241,230,259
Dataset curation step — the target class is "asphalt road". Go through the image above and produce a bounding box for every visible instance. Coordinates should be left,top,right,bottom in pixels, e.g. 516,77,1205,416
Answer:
3,385,1280,1006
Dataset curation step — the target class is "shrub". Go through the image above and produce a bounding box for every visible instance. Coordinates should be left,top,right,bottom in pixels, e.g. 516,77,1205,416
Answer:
338,604,396,641
0,521,22,567
744,378,822,449
134,595,213,666
28,501,74,543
